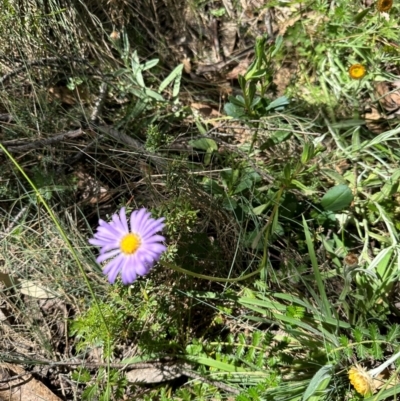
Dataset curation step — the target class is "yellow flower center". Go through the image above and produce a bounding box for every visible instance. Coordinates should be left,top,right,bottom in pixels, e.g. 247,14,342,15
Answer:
120,233,141,255
349,64,366,79
348,366,374,396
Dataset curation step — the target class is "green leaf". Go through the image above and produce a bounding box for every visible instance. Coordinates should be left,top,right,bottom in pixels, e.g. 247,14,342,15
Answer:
234,177,253,194
364,384,400,401
259,131,292,150
204,148,213,166
301,142,315,164
321,185,353,212
142,58,159,71
371,169,400,202
202,177,225,195
159,63,183,93
302,365,333,401
223,196,238,211
303,216,332,320
194,119,207,135
321,169,348,185
353,8,370,23
227,95,246,107
186,356,248,372
265,96,289,111
143,88,164,101
253,204,268,215
291,179,317,196
224,102,245,118
373,247,393,276
189,138,218,152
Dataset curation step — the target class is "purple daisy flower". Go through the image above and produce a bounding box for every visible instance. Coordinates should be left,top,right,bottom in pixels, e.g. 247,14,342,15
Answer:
89,207,166,284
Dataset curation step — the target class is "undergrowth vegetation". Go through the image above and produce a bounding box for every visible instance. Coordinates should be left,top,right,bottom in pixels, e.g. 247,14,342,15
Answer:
1,0,400,400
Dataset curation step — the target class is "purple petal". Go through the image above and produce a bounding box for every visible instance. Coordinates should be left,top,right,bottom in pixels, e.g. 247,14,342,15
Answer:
119,207,129,232
88,238,112,247
130,208,149,232
110,213,126,234
96,248,121,263
102,255,124,283
141,221,165,239
143,243,167,255
135,260,152,276
137,248,164,264
98,242,120,254
96,224,124,239
121,257,137,284
142,235,165,244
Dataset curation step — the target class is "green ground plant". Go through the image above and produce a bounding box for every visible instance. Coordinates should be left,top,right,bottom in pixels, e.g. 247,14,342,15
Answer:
2,0,400,400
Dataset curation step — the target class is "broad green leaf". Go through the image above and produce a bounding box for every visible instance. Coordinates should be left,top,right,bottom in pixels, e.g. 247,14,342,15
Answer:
204,148,213,166
233,177,254,194
189,138,218,151
291,179,317,195
367,246,394,282
321,184,353,212
253,204,268,215
133,68,145,88
259,130,292,150
202,177,225,195
353,8,371,23
321,169,348,185
222,196,237,211
172,66,183,99
301,142,315,164
194,119,207,135
227,95,246,107
142,58,159,71
224,102,245,118
371,169,400,202
265,96,289,111
143,88,164,101
159,63,183,93
302,365,333,401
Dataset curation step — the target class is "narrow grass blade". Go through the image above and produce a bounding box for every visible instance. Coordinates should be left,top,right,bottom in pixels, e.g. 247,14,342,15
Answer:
302,216,332,320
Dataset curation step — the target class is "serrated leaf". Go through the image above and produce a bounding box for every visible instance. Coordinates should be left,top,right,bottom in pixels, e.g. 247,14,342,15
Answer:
321,185,353,212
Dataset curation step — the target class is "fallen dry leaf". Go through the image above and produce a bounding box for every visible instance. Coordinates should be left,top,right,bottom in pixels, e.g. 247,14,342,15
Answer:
364,105,386,133
125,364,183,383
0,363,62,401
190,102,221,118
48,85,90,105
220,20,237,57
375,81,400,114
226,59,251,80
75,165,112,204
